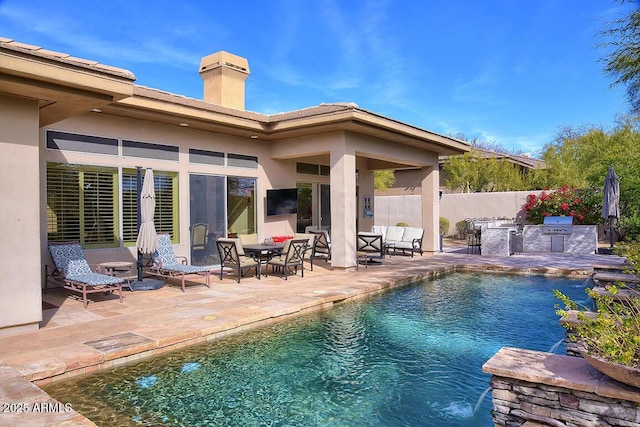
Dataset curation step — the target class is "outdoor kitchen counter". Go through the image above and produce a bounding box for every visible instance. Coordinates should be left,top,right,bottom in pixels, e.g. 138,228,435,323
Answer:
522,225,598,255
479,223,598,256
479,222,520,257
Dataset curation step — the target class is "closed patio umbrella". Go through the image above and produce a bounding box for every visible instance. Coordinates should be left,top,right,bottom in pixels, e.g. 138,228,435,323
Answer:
136,168,158,255
601,166,620,250
131,167,164,290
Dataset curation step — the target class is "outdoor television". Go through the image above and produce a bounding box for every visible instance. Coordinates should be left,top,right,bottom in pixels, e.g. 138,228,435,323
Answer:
266,188,298,216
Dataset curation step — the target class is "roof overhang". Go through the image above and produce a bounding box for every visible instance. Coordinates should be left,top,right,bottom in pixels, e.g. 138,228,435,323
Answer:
0,39,135,126
266,108,470,156
105,91,470,157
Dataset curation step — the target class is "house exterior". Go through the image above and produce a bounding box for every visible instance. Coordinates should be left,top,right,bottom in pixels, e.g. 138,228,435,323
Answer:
0,37,469,337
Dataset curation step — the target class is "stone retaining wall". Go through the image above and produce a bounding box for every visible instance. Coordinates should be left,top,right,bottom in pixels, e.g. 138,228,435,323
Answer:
491,376,639,426
483,347,640,426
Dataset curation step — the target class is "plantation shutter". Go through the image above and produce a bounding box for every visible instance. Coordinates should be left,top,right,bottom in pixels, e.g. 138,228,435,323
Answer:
154,174,175,236
122,170,177,245
122,173,138,243
82,170,117,246
46,164,118,247
47,166,81,242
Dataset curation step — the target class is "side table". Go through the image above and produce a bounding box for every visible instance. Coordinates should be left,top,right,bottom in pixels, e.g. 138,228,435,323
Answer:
99,261,134,290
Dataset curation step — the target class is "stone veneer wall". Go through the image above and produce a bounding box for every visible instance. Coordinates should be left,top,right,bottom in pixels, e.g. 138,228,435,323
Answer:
522,225,598,254
490,376,640,426
483,347,640,426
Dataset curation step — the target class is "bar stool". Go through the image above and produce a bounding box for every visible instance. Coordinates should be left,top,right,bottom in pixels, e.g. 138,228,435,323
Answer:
467,229,481,254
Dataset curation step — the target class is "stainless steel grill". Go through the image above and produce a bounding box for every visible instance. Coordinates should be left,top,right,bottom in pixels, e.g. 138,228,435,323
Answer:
542,216,573,235
542,216,573,253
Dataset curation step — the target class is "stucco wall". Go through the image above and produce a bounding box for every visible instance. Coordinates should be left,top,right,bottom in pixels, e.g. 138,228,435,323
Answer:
375,190,543,236
0,95,42,335
44,112,295,267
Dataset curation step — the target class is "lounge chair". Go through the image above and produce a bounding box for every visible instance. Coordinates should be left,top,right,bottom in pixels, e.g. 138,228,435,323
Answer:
265,238,308,280
149,234,211,292
216,238,261,283
356,232,384,269
47,242,124,308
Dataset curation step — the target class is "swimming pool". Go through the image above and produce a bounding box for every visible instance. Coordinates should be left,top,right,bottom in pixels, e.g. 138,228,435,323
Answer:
43,272,586,426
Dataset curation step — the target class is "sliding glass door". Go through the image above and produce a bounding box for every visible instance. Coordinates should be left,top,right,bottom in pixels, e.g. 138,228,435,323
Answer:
189,174,226,265
296,182,331,233
189,175,257,265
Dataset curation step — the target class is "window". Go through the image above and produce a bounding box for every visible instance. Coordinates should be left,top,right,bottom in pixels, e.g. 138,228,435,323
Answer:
122,140,179,161
296,162,329,176
122,170,179,244
228,153,258,169
47,164,179,248
189,148,224,166
46,130,118,155
227,177,256,235
47,163,118,247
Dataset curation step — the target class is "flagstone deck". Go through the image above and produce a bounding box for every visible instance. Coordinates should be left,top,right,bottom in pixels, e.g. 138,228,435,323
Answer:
0,244,628,426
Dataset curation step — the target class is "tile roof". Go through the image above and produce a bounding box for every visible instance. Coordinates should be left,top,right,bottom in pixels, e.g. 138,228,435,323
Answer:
0,37,135,80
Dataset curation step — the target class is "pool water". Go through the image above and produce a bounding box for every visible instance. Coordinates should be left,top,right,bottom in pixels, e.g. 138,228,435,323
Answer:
44,273,587,426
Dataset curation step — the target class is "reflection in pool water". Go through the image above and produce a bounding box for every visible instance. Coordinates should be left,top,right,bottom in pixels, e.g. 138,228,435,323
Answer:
44,272,586,426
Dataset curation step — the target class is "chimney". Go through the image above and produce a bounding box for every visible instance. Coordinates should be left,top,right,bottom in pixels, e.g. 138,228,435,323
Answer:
199,51,250,110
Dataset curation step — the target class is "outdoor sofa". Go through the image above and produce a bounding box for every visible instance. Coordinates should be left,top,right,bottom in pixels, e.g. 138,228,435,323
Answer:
371,225,424,257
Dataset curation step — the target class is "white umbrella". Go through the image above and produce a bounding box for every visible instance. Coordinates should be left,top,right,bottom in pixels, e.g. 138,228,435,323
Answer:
601,166,620,249
136,168,158,254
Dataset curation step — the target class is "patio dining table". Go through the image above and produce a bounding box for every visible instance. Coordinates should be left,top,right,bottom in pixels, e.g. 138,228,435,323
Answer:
243,243,285,269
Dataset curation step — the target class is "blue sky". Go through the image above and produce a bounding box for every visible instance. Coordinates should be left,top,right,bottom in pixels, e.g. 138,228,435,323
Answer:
0,0,632,155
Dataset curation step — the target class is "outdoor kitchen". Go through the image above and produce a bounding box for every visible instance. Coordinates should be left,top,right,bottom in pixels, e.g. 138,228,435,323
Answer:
478,217,598,256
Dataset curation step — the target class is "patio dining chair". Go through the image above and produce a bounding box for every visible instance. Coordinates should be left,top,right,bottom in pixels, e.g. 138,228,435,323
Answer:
265,239,308,280
356,232,384,270
190,223,209,262
47,242,124,308
310,230,331,262
216,238,261,283
295,233,317,271
148,234,212,292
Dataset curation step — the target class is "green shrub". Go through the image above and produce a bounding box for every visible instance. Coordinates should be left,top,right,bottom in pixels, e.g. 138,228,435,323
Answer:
439,217,450,236
620,213,640,241
555,286,640,368
455,220,469,239
396,222,409,227
555,239,640,368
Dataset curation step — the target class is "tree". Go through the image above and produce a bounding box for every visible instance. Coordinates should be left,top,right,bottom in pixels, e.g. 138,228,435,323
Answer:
601,1,640,113
374,170,396,190
537,116,640,239
441,148,533,192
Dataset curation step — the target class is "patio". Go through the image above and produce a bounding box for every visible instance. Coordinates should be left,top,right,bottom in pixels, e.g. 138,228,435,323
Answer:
0,244,629,426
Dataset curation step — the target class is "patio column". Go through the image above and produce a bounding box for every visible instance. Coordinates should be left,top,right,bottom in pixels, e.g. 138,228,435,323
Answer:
420,165,439,252
330,143,357,269
0,95,42,336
